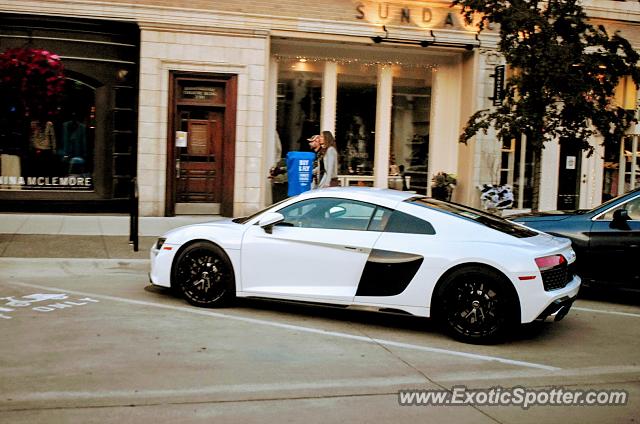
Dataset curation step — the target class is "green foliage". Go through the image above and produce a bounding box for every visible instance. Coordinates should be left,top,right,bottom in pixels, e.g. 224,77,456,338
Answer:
453,0,640,155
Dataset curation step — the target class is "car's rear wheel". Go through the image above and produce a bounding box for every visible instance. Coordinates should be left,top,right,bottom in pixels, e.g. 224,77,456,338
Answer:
436,266,516,344
173,241,235,307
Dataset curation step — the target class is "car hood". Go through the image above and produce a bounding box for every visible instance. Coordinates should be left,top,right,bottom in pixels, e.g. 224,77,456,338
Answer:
161,218,237,238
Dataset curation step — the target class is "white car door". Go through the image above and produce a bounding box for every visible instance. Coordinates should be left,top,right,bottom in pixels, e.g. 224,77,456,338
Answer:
240,197,383,302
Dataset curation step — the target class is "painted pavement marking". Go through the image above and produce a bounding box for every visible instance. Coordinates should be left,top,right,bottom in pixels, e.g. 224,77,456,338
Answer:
5,280,559,371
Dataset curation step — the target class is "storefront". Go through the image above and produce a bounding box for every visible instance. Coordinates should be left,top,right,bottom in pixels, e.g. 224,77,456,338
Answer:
270,40,468,195
3,1,637,217
0,14,139,212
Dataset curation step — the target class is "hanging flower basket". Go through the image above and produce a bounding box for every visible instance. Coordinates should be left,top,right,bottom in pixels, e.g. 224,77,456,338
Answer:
0,47,65,120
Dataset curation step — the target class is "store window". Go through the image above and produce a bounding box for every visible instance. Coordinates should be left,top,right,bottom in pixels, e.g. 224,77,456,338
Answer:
603,135,640,201
0,56,96,192
275,59,322,154
336,63,377,176
499,136,534,209
0,16,139,211
391,66,432,194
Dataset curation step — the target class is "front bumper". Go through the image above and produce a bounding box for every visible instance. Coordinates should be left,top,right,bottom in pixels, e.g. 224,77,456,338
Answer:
149,242,180,288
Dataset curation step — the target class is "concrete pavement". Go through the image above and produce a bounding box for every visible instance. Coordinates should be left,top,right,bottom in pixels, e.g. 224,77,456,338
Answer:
1,258,639,423
0,213,222,259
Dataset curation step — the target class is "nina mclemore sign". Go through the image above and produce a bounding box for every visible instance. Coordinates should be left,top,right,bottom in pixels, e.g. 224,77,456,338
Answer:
0,175,93,189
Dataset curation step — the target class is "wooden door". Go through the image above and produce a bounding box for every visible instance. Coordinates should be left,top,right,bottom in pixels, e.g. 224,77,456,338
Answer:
177,112,223,203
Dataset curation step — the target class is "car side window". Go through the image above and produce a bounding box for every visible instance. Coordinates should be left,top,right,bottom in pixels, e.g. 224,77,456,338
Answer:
277,198,377,231
599,196,640,220
367,207,393,232
384,210,435,235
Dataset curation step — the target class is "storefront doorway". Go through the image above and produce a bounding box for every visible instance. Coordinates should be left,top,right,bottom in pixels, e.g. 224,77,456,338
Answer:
176,111,223,206
557,139,582,210
166,73,236,216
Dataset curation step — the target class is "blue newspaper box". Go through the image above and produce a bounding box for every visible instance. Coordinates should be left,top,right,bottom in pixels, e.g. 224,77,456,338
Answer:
286,151,315,196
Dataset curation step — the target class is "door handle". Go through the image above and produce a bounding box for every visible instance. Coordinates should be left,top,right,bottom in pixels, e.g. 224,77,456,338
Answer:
344,246,368,253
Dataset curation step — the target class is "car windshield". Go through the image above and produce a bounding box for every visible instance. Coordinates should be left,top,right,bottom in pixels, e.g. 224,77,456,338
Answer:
408,197,537,238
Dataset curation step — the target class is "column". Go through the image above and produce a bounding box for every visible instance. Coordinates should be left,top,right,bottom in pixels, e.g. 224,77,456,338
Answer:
428,60,461,196
321,61,337,134
264,57,279,205
539,139,560,211
374,65,393,188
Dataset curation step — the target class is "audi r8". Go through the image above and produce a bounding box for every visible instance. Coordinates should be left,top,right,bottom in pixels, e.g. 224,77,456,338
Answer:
150,187,580,343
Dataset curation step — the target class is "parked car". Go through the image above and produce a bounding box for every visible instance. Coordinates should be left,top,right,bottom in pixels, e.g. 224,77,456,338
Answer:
150,187,580,343
511,187,640,289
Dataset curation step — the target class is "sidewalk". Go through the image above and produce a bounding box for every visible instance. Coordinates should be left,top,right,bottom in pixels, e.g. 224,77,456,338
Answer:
0,214,222,259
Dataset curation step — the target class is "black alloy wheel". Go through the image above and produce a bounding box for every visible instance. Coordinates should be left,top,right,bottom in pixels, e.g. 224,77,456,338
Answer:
174,241,235,307
437,267,516,343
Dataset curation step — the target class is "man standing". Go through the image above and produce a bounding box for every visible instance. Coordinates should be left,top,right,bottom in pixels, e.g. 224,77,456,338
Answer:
307,134,322,189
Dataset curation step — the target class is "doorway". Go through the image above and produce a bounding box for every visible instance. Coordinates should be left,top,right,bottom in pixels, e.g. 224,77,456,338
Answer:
176,110,223,207
557,140,582,210
166,73,236,216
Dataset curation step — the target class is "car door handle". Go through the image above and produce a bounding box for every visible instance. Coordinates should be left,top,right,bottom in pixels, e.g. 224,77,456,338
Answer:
344,246,368,253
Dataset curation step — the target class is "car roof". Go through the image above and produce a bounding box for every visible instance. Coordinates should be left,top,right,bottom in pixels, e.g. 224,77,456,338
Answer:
295,187,421,208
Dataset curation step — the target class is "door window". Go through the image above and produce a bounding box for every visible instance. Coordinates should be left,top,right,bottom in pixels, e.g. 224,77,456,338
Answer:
277,198,377,230
599,195,640,220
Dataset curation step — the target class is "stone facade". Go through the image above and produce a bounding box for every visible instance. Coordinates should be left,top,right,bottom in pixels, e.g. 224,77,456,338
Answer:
3,0,639,215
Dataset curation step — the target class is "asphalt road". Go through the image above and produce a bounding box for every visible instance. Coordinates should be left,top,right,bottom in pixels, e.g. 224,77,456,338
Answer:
1,258,639,423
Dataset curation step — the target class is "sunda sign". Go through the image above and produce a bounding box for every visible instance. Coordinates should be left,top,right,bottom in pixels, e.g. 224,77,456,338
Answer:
355,1,460,28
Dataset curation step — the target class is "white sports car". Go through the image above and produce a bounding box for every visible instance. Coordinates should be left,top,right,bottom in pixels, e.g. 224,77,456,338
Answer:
150,187,580,343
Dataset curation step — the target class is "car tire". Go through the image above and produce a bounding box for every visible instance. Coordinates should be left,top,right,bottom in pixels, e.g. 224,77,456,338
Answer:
435,266,517,344
173,241,235,307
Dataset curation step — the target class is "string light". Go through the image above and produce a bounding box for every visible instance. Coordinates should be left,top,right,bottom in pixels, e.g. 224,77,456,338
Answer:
274,54,439,70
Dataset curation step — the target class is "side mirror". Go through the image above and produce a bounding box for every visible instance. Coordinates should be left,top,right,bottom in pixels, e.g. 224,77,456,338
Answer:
258,212,284,234
328,206,346,218
611,209,631,230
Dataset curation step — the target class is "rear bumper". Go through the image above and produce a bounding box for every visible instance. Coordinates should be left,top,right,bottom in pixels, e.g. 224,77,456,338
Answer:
535,295,577,322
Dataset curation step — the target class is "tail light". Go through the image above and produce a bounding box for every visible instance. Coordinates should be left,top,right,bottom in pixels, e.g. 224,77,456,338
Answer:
535,254,566,271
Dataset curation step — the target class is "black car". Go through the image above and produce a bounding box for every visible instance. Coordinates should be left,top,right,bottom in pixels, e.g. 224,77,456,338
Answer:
511,187,640,289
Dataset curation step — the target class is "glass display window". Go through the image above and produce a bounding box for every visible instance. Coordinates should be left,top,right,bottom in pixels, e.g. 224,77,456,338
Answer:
275,59,323,154
336,62,378,176
391,65,432,193
0,69,97,192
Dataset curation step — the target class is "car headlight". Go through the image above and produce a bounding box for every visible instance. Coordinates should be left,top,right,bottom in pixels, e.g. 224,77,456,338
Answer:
155,237,166,250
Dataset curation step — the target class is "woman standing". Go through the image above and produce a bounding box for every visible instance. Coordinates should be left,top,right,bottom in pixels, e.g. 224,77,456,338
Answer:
318,130,339,188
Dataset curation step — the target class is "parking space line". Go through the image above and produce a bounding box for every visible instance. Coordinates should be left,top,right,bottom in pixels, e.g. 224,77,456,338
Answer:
1,376,431,404
6,280,560,372
574,307,640,318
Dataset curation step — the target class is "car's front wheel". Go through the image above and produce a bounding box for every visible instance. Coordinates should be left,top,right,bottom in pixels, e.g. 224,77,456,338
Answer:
173,241,235,307
436,266,517,344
